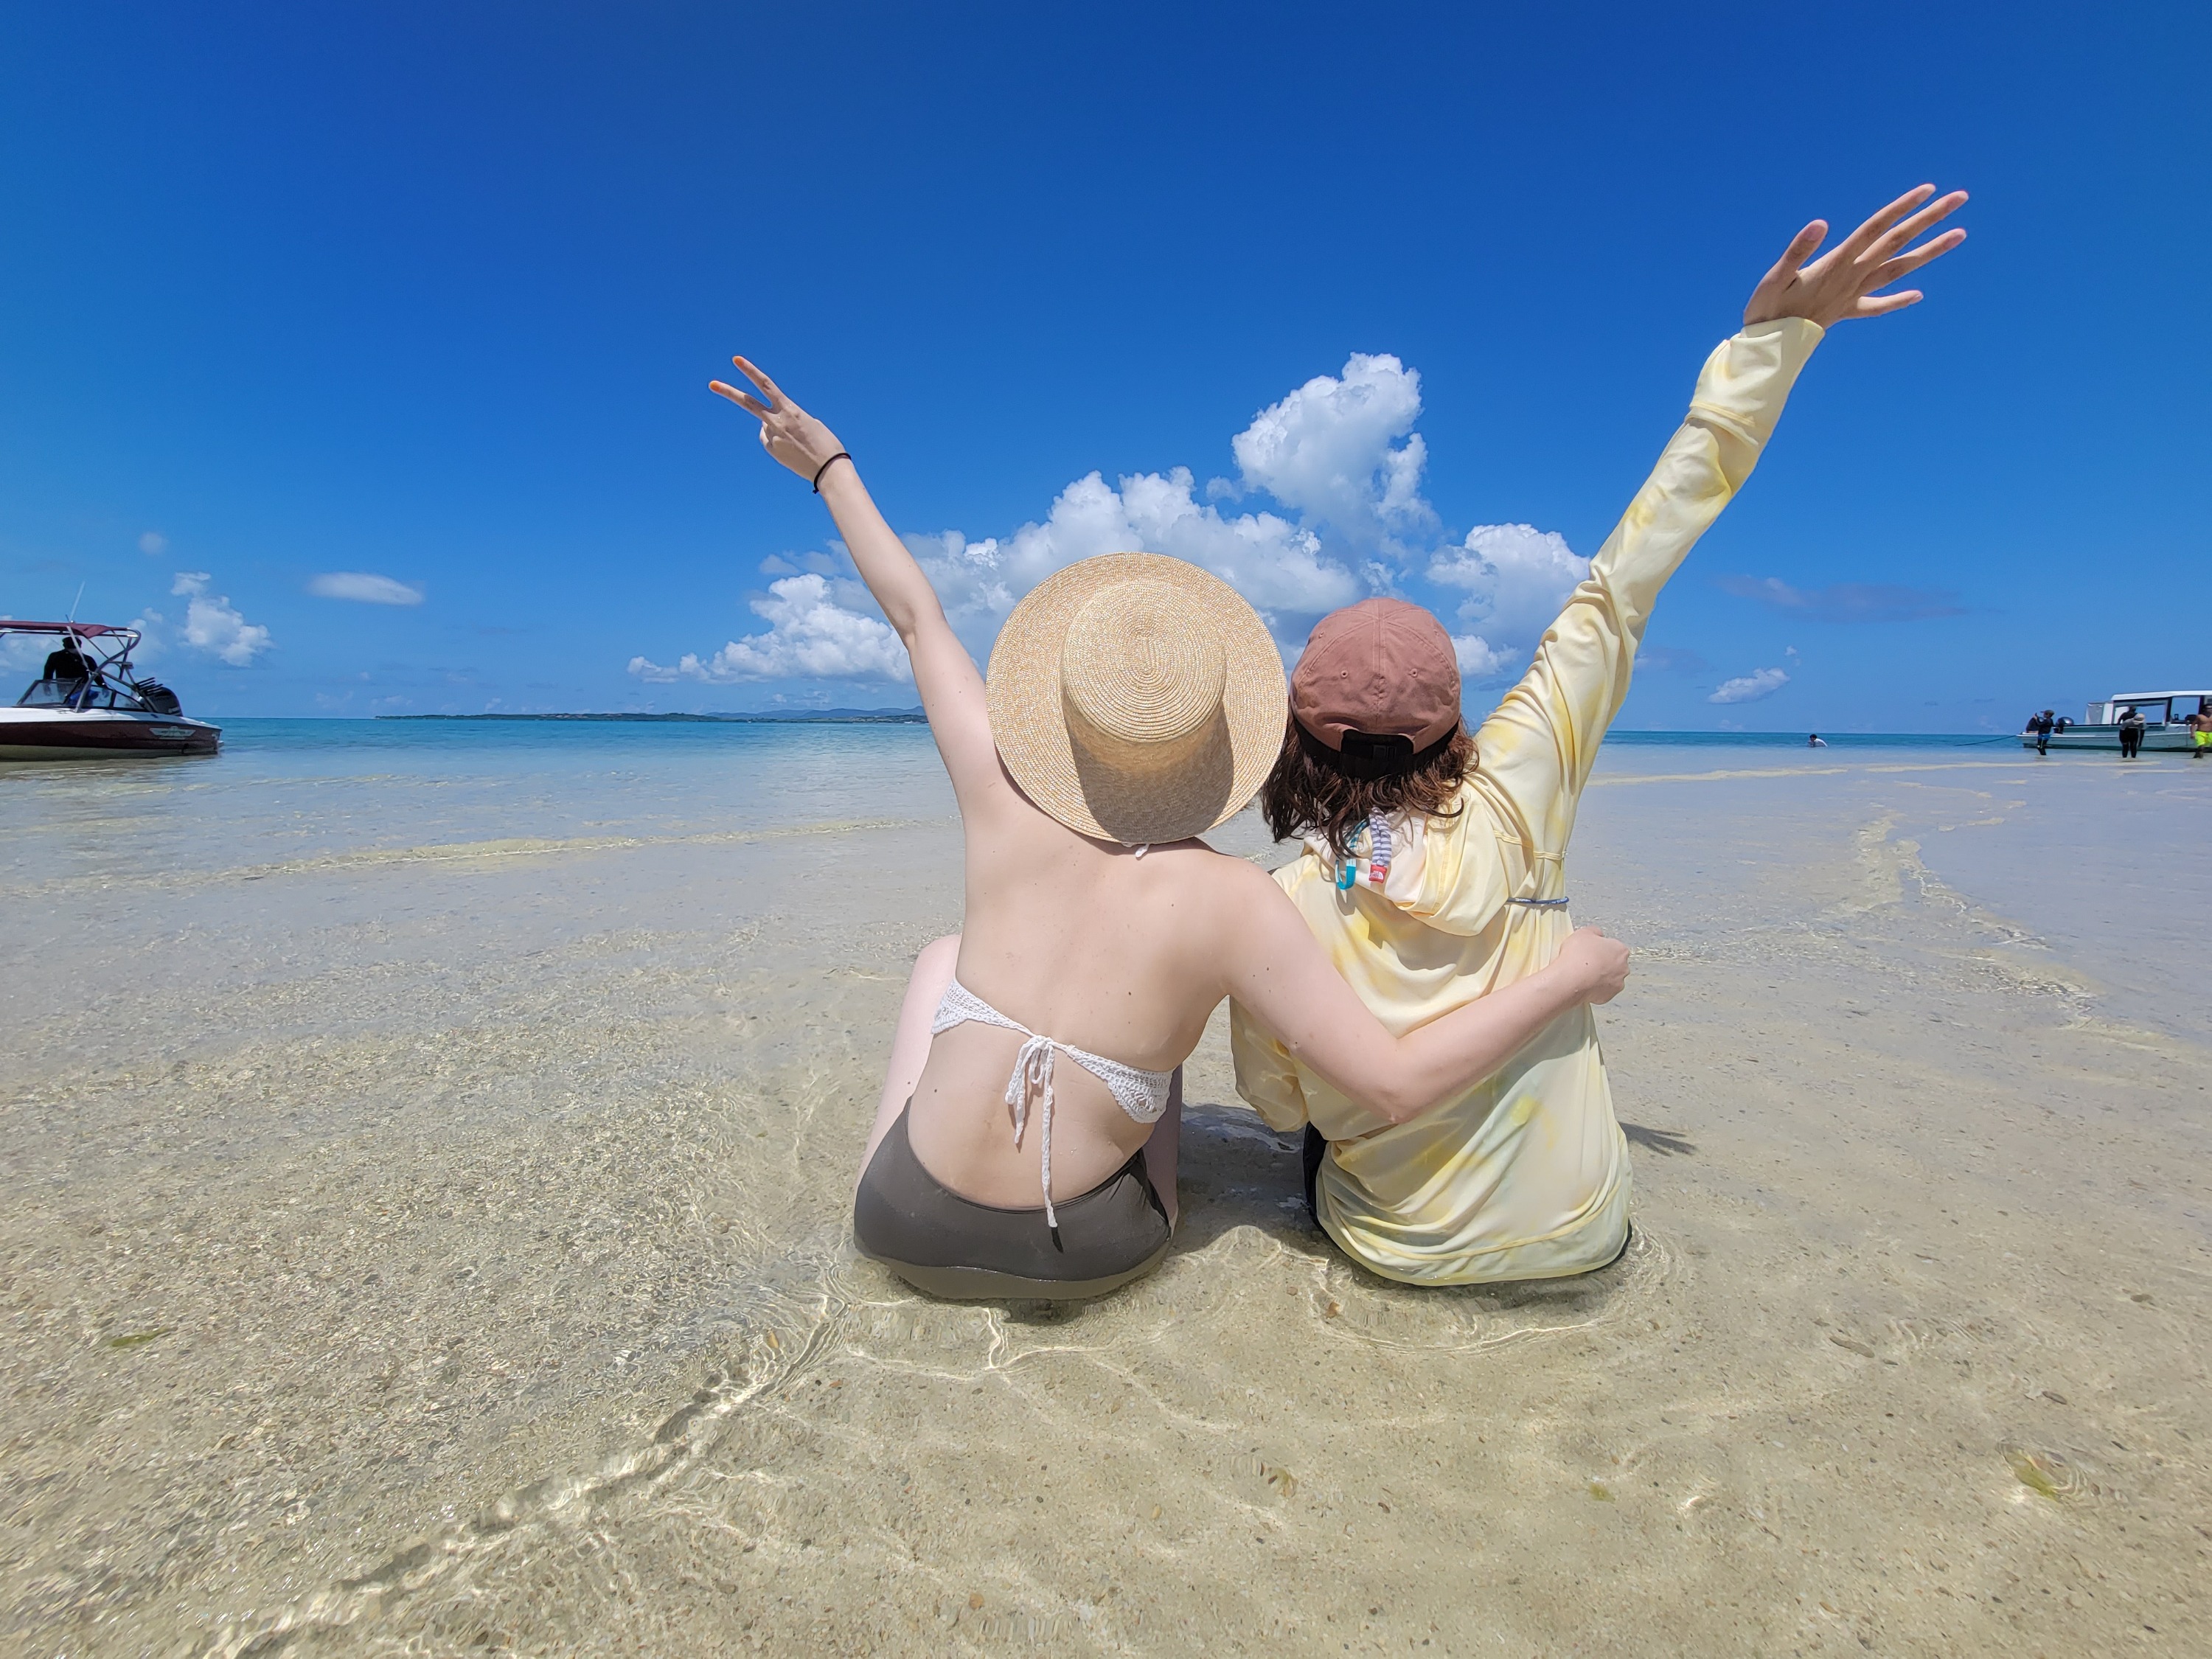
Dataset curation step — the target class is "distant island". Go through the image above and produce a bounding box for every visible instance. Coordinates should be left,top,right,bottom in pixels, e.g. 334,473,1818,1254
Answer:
377,708,927,724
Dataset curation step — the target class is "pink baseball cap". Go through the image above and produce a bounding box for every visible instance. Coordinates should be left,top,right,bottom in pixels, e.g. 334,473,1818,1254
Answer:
1290,599,1461,769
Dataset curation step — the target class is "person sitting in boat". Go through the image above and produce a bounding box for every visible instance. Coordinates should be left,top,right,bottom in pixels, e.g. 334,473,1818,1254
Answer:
43,639,91,687
709,358,1632,1302
1230,184,1967,1286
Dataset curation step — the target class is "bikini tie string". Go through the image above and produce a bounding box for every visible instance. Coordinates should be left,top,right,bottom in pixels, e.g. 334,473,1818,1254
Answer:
1006,1034,1062,1243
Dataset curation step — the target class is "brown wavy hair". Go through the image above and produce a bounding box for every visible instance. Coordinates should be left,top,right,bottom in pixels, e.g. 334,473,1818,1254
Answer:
1259,718,1478,860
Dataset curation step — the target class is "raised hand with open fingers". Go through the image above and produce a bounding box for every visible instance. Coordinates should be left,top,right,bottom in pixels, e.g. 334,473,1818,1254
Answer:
709,355,851,487
1744,184,1968,329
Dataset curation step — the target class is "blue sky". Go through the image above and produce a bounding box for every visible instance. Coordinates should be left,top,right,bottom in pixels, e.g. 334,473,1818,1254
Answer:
1,2,2204,729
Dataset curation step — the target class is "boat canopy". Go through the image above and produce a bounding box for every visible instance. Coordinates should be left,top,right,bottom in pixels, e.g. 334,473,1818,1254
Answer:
2083,689,2212,726
0,619,140,639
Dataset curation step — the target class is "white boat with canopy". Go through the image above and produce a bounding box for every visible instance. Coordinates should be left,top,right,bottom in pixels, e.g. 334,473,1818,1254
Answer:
2022,689,2210,752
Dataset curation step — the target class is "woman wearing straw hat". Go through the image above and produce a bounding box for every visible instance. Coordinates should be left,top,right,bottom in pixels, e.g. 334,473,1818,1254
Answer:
711,363,1631,1301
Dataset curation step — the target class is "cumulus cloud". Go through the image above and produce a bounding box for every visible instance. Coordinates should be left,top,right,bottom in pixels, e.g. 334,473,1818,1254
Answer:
630,354,1650,693
1708,667,1790,704
0,630,47,672
628,574,911,684
1716,575,1964,623
638,353,1463,686
1428,524,1591,646
139,531,167,555
914,467,1362,633
309,571,425,605
1451,635,1517,678
1231,354,1436,556
640,465,1373,690
170,572,272,666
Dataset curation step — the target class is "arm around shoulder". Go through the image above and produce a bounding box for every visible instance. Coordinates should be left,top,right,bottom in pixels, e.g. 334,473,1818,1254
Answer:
1217,862,1627,1125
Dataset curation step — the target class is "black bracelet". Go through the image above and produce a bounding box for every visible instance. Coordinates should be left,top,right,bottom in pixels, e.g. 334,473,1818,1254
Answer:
812,451,852,493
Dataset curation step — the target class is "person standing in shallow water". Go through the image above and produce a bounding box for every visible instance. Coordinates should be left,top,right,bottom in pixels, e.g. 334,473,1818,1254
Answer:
1231,184,1968,1286
2188,700,2212,759
2119,706,2147,759
2032,709,2056,756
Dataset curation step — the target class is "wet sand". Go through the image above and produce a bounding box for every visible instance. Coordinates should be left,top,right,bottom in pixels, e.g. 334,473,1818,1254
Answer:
4,731,2207,1655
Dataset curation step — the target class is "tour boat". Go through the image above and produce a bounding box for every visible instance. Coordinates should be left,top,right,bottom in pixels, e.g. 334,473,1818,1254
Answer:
0,620,220,760
2022,689,2211,753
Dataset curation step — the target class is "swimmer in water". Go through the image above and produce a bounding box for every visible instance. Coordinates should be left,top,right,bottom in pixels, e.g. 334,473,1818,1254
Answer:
1808,733,1828,748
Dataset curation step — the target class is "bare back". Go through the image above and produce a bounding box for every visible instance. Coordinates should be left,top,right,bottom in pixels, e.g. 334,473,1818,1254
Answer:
909,762,1251,1206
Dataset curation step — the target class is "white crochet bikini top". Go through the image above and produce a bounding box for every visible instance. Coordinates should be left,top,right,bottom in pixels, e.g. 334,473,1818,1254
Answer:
931,976,1173,1233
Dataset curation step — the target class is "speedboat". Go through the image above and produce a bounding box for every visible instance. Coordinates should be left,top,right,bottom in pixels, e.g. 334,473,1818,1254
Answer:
0,620,220,760
2021,689,2210,753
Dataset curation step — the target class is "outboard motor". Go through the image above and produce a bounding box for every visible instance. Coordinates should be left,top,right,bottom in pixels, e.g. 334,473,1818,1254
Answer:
135,681,183,715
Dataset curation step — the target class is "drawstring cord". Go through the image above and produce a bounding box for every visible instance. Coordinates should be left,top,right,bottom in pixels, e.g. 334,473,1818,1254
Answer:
1006,1035,1063,1245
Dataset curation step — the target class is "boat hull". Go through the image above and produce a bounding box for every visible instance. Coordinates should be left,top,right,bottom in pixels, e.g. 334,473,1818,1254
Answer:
2020,726,2199,753
0,709,220,760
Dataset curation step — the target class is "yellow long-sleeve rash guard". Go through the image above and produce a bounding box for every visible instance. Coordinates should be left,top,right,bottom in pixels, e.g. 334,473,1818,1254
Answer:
1229,317,1825,1284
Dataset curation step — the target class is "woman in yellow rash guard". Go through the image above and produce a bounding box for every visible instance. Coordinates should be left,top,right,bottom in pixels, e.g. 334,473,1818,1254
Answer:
1230,184,1968,1285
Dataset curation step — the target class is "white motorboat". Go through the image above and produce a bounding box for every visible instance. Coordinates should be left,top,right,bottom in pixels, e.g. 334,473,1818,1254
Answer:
0,620,220,760
2021,689,2210,753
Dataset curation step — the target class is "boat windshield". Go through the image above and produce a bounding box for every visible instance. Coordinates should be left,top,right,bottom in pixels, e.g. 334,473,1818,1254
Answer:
15,676,155,712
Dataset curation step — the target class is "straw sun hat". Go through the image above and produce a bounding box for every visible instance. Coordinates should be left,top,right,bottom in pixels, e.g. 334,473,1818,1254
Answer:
986,553,1287,846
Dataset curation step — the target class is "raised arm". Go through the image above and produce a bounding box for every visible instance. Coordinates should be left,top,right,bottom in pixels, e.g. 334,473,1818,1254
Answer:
1217,860,1628,1124
1472,185,1968,854
711,358,1002,803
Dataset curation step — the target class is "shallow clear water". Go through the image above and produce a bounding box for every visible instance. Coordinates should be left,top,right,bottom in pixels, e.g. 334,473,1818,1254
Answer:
1584,731,2212,1043
5,715,952,870
4,720,2208,1655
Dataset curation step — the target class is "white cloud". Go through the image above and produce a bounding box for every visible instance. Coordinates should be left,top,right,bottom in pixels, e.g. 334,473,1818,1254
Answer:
1231,353,1436,554
652,466,1369,689
0,630,46,672
309,571,425,606
1428,524,1591,647
631,354,1609,691
628,573,911,684
170,572,272,666
139,531,167,555
936,467,1363,629
1708,667,1790,704
1451,634,1517,678
124,607,167,667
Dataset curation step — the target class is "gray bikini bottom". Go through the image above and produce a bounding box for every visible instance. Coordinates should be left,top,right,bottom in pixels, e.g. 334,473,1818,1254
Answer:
853,1105,1171,1301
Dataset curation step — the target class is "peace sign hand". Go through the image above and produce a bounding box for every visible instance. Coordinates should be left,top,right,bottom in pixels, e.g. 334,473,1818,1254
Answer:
1744,184,1968,329
709,356,849,484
